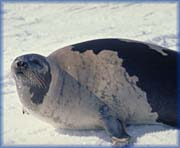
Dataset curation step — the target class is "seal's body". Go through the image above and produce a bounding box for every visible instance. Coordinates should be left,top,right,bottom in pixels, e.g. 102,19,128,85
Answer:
11,39,177,143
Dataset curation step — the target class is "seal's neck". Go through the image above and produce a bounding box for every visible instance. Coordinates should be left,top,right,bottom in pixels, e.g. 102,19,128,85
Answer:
45,58,63,100
15,65,52,111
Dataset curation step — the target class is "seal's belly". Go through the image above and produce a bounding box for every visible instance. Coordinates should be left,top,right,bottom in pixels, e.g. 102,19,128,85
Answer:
36,110,102,130
34,97,102,129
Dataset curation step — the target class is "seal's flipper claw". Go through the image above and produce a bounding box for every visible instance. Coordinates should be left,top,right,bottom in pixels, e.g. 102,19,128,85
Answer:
112,137,129,145
22,109,25,114
112,136,135,146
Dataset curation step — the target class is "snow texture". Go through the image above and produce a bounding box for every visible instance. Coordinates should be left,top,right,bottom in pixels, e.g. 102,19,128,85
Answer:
2,2,178,147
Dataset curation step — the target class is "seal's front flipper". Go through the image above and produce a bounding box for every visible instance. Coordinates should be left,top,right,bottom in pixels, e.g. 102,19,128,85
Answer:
102,116,131,145
22,107,29,115
99,105,131,145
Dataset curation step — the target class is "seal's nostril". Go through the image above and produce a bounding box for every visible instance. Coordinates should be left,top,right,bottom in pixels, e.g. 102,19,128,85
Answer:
16,60,27,68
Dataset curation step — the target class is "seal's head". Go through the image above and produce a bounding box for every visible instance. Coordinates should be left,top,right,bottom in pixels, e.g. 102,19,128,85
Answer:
11,54,51,105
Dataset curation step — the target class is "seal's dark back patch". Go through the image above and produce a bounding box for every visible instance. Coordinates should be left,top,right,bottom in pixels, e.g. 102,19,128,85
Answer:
72,39,178,126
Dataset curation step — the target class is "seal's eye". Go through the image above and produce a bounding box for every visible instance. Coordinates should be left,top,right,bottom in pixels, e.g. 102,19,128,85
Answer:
31,59,43,69
32,59,40,65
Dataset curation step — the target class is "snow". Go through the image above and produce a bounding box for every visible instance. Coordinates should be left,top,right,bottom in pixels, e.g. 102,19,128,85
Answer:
2,1,178,146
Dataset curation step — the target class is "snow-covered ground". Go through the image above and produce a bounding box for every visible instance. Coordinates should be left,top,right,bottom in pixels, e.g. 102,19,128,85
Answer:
2,2,178,146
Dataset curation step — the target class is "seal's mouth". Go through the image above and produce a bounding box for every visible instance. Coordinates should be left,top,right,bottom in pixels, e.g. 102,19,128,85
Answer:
15,69,24,75
13,66,28,77
13,67,46,88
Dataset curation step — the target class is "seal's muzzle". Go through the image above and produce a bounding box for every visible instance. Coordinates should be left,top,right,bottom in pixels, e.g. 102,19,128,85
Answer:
13,58,28,75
